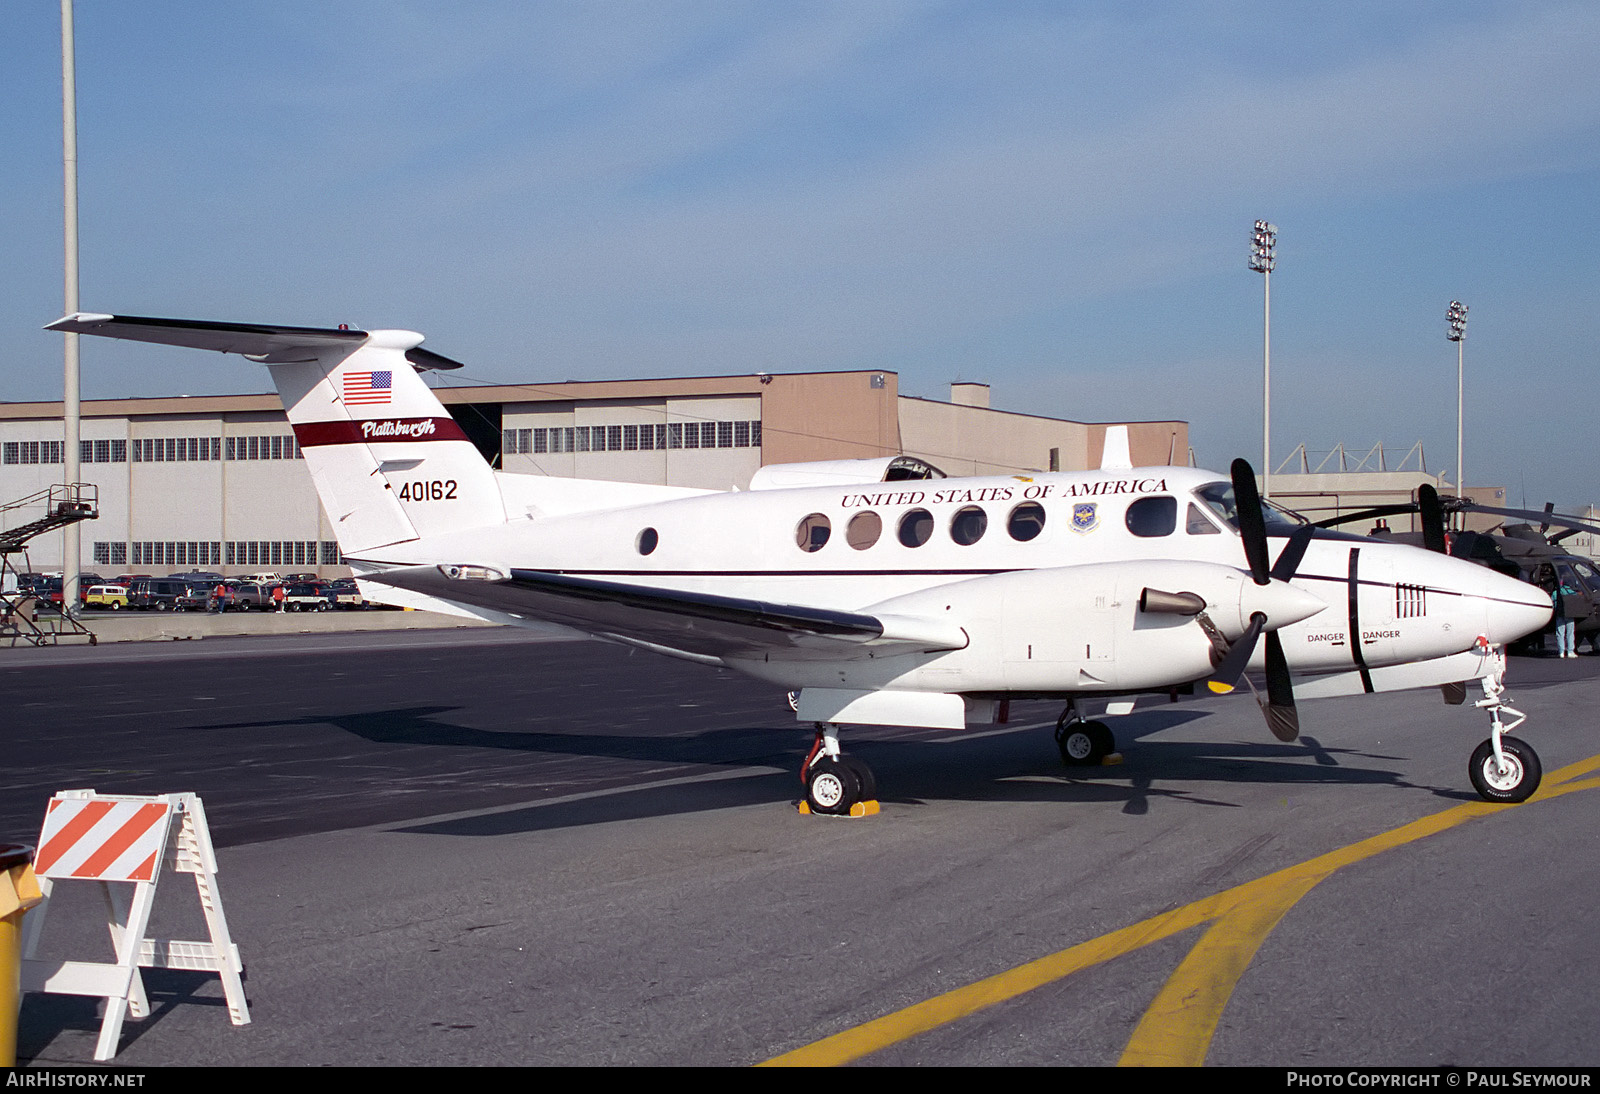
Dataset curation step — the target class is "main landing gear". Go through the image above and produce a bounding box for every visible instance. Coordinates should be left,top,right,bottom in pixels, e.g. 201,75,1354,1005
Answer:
1054,701,1117,767
800,723,879,817
1468,674,1542,803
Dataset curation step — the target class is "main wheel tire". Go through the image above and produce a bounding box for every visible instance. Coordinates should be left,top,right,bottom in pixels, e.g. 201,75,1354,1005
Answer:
1468,736,1542,803
805,757,862,816
1057,719,1114,766
841,755,877,801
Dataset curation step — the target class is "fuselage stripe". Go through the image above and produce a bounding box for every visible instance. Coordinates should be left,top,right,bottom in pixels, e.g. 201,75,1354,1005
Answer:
1347,547,1374,692
293,417,469,447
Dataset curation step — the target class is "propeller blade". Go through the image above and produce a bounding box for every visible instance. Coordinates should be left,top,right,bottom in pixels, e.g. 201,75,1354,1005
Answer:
1270,524,1316,582
1419,484,1446,553
1230,458,1270,585
1263,631,1299,741
1207,612,1264,693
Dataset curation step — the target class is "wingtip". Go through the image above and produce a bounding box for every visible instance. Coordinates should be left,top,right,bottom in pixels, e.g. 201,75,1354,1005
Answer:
45,312,115,331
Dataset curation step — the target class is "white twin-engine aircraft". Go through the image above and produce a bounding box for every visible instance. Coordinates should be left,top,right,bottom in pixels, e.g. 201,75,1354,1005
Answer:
51,314,1555,814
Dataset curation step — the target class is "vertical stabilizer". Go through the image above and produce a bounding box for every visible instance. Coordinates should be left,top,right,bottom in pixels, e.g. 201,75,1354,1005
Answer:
43,314,507,557
1100,425,1133,470
270,330,505,554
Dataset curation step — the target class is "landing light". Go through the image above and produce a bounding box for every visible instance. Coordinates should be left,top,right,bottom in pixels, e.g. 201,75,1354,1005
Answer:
440,564,508,582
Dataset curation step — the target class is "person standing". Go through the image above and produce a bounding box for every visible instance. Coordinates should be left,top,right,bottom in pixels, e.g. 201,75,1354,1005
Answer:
1540,566,1576,658
272,583,286,613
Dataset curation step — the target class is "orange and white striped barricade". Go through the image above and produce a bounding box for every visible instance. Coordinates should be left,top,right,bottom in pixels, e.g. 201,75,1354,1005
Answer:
20,789,249,1061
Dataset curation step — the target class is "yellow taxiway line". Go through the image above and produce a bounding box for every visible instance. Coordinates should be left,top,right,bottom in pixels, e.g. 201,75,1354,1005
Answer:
762,752,1600,1067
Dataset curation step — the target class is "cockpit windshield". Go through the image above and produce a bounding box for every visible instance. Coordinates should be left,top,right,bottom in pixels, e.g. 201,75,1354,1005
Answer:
1194,481,1308,535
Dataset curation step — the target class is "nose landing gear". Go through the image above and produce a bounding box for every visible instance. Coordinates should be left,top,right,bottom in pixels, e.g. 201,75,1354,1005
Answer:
1469,674,1541,803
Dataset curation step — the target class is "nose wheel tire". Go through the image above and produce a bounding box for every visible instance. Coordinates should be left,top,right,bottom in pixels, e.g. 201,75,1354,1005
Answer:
1468,736,1542,803
1057,719,1114,766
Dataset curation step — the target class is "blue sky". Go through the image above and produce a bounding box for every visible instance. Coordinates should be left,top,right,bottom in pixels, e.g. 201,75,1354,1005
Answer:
3,2,1597,508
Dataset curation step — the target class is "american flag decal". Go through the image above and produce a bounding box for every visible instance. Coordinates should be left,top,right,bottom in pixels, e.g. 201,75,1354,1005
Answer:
343,370,393,405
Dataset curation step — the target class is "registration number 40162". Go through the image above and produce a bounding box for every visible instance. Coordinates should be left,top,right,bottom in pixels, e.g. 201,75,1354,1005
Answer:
396,479,458,501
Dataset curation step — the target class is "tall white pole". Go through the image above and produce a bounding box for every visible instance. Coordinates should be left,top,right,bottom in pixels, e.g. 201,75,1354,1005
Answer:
61,0,81,614
1447,300,1468,502
1456,338,1463,499
1249,221,1277,499
1262,265,1271,500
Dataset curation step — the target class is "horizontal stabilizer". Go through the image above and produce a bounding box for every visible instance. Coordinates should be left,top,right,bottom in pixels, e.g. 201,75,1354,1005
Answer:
46,313,464,369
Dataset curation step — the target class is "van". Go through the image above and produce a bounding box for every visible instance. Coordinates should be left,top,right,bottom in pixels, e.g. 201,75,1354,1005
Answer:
127,578,187,611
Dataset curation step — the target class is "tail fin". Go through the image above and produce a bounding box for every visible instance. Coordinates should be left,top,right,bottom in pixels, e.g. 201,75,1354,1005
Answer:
46,314,505,555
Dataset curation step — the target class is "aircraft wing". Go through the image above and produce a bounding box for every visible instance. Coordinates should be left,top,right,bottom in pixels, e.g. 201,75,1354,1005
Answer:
362,565,969,662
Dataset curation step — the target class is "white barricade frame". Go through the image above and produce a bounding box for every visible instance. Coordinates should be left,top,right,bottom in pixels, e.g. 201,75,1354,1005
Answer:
20,789,250,1061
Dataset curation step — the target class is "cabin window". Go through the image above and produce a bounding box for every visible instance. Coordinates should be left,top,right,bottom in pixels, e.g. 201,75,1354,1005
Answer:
846,512,882,550
1186,503,1221,535
950,506,987,546
1007,502,1046,542
1126,496,1178,537
898,509,935,548
796,513,832,552
637,528,659,555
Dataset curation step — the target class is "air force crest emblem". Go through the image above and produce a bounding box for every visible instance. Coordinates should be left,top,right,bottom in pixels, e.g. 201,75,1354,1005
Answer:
1071,502,1099,534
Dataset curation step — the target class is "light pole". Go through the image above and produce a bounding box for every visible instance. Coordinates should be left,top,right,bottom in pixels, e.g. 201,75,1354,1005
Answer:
61,0,81,616
1249,220,1276,498
1447,300,1468,500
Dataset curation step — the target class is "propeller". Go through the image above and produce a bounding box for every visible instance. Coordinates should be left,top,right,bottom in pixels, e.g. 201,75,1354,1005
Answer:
1206,459,1307,742
1419,483,1446,554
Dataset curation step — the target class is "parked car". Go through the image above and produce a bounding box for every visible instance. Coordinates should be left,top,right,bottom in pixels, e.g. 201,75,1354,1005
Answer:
327,579,368,609
74,573,108,605
174,583,234,612
84,584,129,610
281,582,333,611
227,581,275,611
127,577,188,611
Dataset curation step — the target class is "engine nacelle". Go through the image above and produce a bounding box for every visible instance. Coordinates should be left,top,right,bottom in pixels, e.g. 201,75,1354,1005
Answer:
866,560,1324,693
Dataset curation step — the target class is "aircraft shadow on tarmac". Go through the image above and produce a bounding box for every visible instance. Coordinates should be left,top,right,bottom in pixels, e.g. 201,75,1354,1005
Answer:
197,702,1462,837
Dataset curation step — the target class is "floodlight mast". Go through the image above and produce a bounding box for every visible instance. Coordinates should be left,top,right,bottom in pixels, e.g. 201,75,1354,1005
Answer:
1249,220,1277,499
1447,300,1468,502
61,0,81,616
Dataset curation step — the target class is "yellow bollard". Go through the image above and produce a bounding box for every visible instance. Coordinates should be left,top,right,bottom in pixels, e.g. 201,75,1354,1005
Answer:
0,844,43,1067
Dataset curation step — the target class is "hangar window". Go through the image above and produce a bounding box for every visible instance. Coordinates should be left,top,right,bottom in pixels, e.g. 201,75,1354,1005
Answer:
1126,496,1178,537
796,514,831,552
637,528,659,556
1007,502,1046,541
950,506,987,546
898,509,935,548
846,512,882,550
